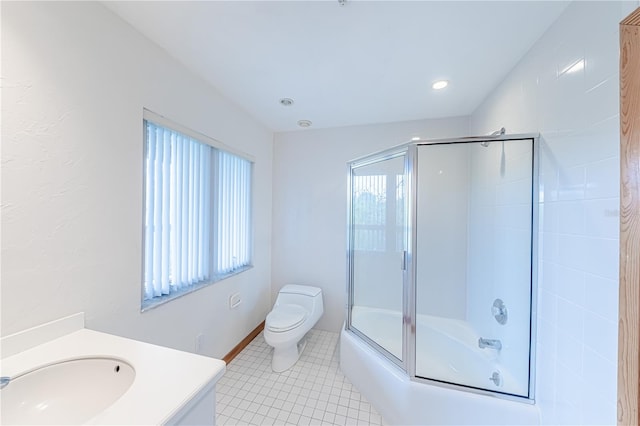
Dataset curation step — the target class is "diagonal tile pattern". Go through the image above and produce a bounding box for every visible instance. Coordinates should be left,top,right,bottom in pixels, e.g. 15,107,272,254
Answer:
216,330,383,426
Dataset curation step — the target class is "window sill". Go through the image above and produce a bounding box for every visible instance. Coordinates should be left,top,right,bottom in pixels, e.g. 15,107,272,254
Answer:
141,265,253,312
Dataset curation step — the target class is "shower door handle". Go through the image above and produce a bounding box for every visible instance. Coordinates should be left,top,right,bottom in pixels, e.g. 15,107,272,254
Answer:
401,251,407,271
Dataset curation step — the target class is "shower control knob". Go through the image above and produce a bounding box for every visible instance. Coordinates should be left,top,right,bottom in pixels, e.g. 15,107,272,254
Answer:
492,299,508,325
489,371,502,386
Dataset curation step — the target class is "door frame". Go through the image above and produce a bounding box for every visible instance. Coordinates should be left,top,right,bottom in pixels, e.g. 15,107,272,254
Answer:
618,7,640,426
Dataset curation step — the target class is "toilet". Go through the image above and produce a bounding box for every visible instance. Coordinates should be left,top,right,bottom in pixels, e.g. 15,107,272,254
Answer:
263,285,324,372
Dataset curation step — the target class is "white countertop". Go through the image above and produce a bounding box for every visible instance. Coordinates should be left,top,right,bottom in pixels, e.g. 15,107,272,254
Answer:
1,327,226,425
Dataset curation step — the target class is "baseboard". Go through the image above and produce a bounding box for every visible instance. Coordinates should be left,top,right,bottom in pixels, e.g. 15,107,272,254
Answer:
223,321,265,364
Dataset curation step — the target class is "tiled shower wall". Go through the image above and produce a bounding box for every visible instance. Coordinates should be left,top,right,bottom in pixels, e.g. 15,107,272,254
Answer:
470,1,639,424
466,140,535,397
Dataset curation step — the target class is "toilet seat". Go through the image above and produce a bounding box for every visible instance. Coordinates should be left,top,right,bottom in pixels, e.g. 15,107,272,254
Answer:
266,304,307,332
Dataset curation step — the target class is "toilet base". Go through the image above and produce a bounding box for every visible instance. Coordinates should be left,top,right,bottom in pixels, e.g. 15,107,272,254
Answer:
271,336,308,373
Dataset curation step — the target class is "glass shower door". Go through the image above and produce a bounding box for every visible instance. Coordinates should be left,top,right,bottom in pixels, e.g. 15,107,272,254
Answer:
413,138,535,398
348,150,407,362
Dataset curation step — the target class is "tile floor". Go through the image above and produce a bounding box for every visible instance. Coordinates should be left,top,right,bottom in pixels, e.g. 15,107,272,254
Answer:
216,329,383,426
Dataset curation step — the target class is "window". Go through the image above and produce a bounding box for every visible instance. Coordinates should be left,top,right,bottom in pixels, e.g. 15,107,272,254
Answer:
142,112,252,309
352,174,405,252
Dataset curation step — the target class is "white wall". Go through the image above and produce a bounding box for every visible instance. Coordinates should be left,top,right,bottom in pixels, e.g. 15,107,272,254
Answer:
272,117,468,332
470,1,638,423
1,1,273,359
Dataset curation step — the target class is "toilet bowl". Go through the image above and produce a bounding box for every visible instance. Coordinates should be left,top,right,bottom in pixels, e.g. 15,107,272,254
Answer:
263,285,323,372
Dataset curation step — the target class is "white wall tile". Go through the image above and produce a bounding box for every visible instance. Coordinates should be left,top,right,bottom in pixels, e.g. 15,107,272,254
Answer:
556,297,584,337
470,2,626,423
583,237,618,280
584,198,620,239
584,29,618,92
540,175,560,204
535,320,558,389
583,310,618,363
541,202,559,233
557,201,586,235
582,347,617,402
584,76,619,126
538,287,558,324
557,234,588,272
591,116,621,158
554,399,581,425
555,367,584,410
542,231,560,262
555,265,586,308
586,157,620,200
556,63,588,133
584,273,618,323
580,384,617,425
555,329,583,376
557,166,586,201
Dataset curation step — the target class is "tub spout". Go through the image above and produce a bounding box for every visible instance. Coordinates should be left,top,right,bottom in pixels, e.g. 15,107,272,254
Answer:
478,338,502,351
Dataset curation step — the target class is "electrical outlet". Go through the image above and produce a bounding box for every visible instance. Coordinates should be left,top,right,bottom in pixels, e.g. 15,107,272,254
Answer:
229,293,242,309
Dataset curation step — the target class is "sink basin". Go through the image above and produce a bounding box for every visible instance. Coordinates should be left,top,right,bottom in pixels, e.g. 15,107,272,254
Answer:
1,357,135,425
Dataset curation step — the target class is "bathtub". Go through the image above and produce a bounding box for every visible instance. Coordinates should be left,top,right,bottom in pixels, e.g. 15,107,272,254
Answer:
342,307,539,425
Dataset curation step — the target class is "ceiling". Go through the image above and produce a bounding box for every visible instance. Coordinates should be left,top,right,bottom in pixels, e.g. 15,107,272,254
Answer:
104,1,570,132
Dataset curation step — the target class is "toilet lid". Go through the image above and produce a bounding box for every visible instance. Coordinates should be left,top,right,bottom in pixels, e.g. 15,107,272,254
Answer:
266,304,308,332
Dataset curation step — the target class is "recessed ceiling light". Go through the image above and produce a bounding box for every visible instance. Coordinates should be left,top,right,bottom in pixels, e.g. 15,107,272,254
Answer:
279,98,294,106
432,80,449,90
411,137,421,141
297,120,312,128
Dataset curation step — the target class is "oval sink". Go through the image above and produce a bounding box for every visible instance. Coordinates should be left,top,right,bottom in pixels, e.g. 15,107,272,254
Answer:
1,357,135,425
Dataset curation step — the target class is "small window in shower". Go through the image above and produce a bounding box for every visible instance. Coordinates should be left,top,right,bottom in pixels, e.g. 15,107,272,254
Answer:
352,174,406,253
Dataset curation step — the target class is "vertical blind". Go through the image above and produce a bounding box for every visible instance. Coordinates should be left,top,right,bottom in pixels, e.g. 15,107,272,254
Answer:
352,175,387,251
143,119,252,303
216,151,252,275
352,174,405,252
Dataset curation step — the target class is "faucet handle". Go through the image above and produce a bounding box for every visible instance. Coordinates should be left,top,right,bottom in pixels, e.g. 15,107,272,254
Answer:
489,371,502,386
492,299,508,325
478,337,502,351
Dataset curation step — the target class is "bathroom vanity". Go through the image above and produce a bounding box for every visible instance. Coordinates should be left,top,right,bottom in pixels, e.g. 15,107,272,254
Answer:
0,313,226,425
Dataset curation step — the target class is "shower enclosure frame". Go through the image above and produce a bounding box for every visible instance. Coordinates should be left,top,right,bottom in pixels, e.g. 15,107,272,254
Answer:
346,133,540,403
346,144,410,371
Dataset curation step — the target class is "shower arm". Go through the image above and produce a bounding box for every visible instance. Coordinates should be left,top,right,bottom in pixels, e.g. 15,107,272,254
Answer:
456,127,507,141
463,127,506,147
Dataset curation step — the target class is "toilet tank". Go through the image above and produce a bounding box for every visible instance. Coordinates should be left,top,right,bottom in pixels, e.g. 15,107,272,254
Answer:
275,285,323,313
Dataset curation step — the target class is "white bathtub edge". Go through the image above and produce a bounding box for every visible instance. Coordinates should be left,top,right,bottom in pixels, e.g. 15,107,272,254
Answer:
339,327,541,425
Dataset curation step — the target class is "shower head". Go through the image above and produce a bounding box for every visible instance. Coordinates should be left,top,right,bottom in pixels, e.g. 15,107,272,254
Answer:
492,127,506,137
480,127,506,147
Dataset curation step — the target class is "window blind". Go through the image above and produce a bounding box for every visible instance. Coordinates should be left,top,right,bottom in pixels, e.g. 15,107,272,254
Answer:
215,151,252,275
143,121,213,300
143,117,253,307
